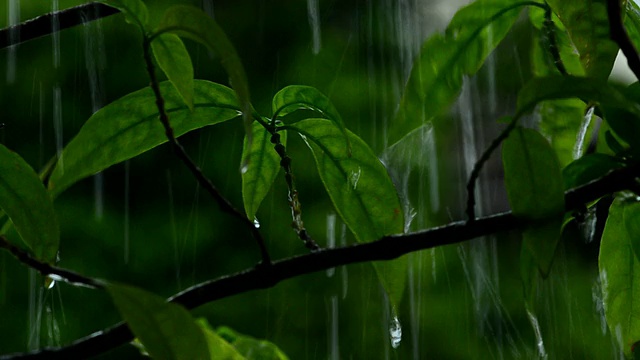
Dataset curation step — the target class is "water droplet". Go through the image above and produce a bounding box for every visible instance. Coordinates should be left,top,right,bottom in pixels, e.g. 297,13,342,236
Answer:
45,274,63,290
348,168,361,190
306,0,322,54
253,217,260,228
573,106,595,159
389,316,402,349
526,309,547,359
326,214,336,277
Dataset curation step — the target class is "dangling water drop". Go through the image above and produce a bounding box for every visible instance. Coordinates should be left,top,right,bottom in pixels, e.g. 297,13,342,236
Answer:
389,315,402,349
526,309,547,359
573,106,595,159
253,217,260,228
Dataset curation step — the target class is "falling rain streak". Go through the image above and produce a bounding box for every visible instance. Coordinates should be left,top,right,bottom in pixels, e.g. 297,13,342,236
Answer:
6,0,19,83
307,0,321,54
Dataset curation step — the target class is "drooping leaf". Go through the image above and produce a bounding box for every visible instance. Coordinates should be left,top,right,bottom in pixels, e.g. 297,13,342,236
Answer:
195,320,246,360
288,119,405,307
151,33,195,111
607,81,640,150
599,197,640,356
389,0,526,144
48,80,240,196
625,0,640,52
536,99,587,168
154,5,252,144
562,153,624,190
503,127,564,276
272,85,350,153
100,0,149,29
241,122,286,221
0,145,59,263
107,283,210,360
546,0,619,79
216,325,290,360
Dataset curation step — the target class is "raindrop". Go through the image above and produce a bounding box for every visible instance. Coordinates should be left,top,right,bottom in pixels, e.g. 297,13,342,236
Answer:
328,295,339,359
253,217,260,228
306,0,322,54
573,106,595,159
526,309,547,359
389,315,402,349
52,0,60,69
348,168,361,190
6,0,19,83
326,214,336,277
53,85,63,169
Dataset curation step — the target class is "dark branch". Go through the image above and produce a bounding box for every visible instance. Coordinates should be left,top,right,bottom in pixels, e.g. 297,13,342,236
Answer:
0,3,119,50
141,40,272,265
607,0,640,81
0,236,104,290
2,162,639,360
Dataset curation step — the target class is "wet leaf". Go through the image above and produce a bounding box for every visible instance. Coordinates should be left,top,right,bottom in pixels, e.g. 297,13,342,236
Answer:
272,86,350,154
536,99,587,168
100,0,149,29
599,197,640,356
154,5,252,145
389,0,525,144
195,320,246,360
241,122,286,221
546,0,619,79
215,324,290,360
625,0,640,52
289,119,405,307
504,128,564,277
0,145,59,263
562,153,623,190
107,283,209,360
48,80,240,196
624,201,640,263
151,33,194,111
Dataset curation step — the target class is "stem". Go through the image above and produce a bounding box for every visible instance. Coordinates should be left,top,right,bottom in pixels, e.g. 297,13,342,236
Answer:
141,38,271,265
543,3,568,75
607,0,640,81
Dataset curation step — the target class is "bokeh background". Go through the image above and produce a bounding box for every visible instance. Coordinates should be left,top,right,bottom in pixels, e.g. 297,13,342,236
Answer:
0,0,632,358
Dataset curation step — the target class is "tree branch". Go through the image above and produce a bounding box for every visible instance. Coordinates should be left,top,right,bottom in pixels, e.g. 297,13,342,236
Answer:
2,162,638,360
0,3,119,50
607,0,640,81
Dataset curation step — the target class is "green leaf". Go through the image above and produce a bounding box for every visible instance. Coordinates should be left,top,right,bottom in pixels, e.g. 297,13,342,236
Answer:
107,283,209,360
625,0,640,52
624,201,640,263
606,81,640,150
154,5,252,145
241,122,285,221
562,153,623,190
195,320,246,360
216,326,290,360
503,128,564,276
546,0,619,79
100,0,149,30
389,0,525,144
151,33,195,111
0,145,59,263
48,80,240,196
289,119,405,307
599,197,640,356
536,99,587,167
272,85,350,154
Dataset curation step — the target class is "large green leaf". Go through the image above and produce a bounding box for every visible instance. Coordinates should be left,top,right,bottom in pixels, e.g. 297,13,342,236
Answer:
241,122,286,221
100,0,149,29
272,85,349,153
536,99,587,167
151,33,194,111
503,128,564,278
289,119,405,307
195,320,246,360
389,0,526,144
48,80,240,196
0,145,59,263
599,197,640,356
107,283,209,360
154,5,252,144
216,325,290,360
562,153,624,190
546,0,619,79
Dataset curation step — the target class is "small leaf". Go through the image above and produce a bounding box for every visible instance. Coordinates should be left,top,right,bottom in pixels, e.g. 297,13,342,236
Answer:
562,153,623,190
216,325,290,360
599,197,640,356
107,283,209,360
0,145,59,263
151,33,195,111
546,0,619,79
272,85,350,154
101,0,149,29
241,122,286,221
625,0,640,52
154,5,252,145
289,119,405,307
389,0,525,144
536,99,587,168
48,80,240,196
503,128,564,276
195,320,246,360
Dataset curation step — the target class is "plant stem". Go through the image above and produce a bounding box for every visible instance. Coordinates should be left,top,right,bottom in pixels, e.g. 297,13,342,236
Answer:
141,38,271,265
607,0,640,81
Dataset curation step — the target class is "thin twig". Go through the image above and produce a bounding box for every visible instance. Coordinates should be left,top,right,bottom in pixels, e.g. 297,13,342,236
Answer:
0,236,104,290
142,40,271,265
607,0,640,81
2,162,639,360
0,3,119,50
543,3,568,75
